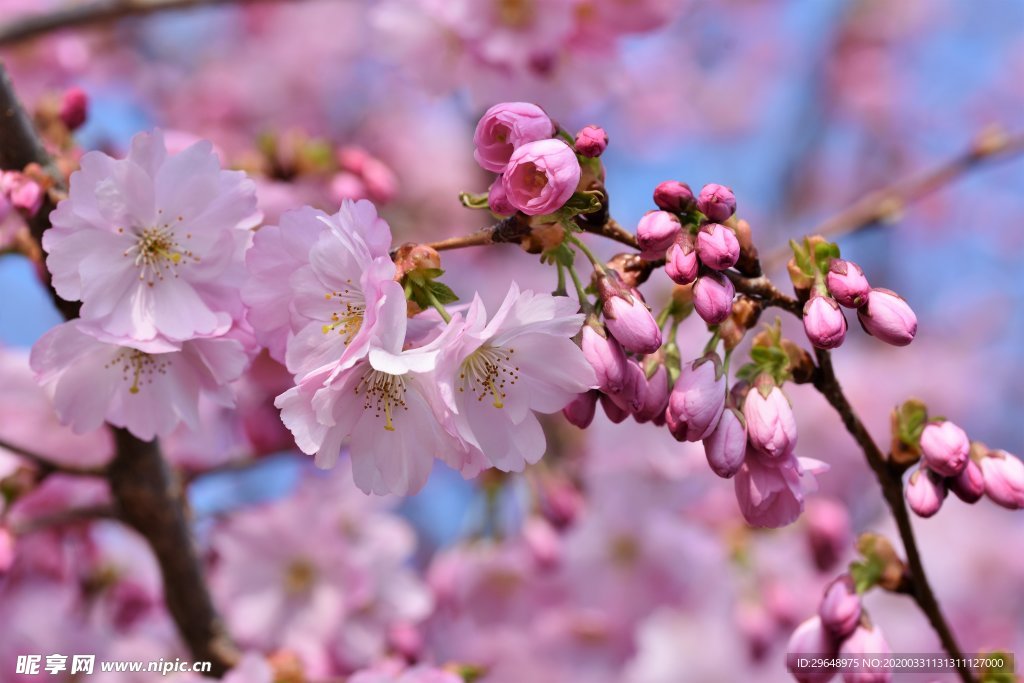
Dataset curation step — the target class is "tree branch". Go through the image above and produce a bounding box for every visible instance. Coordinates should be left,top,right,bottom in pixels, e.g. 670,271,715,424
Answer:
0,0,304,47
0,437,107,476
0,61,236,676
763,128,1024,270
812,348,972,683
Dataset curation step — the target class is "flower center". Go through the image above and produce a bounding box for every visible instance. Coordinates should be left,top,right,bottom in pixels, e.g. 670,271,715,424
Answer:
105,349,170,395
354,369,408,432
322,282,365,344
497,0,534,28
608,534,640,567
520,163,548,192
122,221,197,287
459,345,518,409
283,558,317,594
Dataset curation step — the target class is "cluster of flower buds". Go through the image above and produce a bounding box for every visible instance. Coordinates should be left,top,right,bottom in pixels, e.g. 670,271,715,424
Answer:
796,251,917,350
788,575,893,683
906,419,1024,516
473,102,601,217
639,181,740,325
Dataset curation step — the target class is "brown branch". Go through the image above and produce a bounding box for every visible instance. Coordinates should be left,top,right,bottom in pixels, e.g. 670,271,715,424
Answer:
724,270,802,316
0,0,305,47
0,62,236,676
763,127,1024,270
812,348,972,683
0,437,107,476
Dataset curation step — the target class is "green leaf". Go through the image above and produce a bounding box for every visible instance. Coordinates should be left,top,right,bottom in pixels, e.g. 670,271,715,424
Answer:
813,240,841,275
895,399,928,449
427,281,459,305
459,191,491,210
541,242,576,268
849,557,884,594
789,238,814,276
562,191,603,215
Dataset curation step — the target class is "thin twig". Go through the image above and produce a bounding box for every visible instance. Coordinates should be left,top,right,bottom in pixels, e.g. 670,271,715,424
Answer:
725,270,802,316
763,128,1024,270
0,437,107,476
0,0,305,47
811,348,973,683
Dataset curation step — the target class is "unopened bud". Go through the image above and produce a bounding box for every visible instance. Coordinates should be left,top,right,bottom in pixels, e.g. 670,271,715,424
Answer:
919,420,969,477
636,210,682,261
696,223,740,270
598,278,663,355
906,466,946,518
818,575,861,639
696,183,736,223
743,375,797,459
58,87,89,131
488,177,516,216
702,406,746,478
692,272,735,325
665,234,699,285
802,295,847,350
562,390,598,429
857,289,917,347
979,449,1024,510
574,125,608,158
653,180,695,213
950,458,985,504
826,259,870,308
665,354,726,442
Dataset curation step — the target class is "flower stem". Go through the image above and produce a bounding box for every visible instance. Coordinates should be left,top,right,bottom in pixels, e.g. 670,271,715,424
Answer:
565,233,605,271
567,262,592,312
425,288,452,323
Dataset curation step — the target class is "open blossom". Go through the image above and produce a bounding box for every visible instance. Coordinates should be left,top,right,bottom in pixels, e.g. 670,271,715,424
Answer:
734,448,828,528
43,130,260,343
473,102,555,172
502,139,581,216
243,200,394,370
436,283,595,473
30,320,252,440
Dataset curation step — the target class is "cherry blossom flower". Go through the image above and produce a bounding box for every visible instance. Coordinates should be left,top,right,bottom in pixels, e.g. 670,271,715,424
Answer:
436,283,595,473
734,448,828,528
43,130,260,344
30,320,254,440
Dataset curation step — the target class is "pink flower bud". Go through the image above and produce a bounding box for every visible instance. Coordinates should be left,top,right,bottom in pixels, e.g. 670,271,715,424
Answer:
696,183,736,222
653,180,695,213
665,354,726,442
744,377,798,459
600,392,630,423
523,518,562,569
574,125,608,158
786,617,837,683
905,466,946,518
601,291,663,355
857,289,917,347
692,272,735,325
473,101,555,172
1,172,43,216
818,575,861,639
605,358,648,414
665,235,699,285
805,498,852,572
839,625,893,683
919,420,969,477
360,157,399,204
636,210,682,260
803,295,848,350
502,139,581,216
563,390,598,429
703,406,746,477
696,223,740,270
488,177,516,216
826,260,870,308
581,324,628,393
979,450,1024,510
632,363,669,424
950,458,985,504
59,87,89,131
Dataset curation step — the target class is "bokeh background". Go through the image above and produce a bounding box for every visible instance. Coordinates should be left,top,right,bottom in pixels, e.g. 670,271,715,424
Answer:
0,0,1022,681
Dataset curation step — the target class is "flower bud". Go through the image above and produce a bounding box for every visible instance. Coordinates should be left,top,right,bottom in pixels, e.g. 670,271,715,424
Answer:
634,363,670,424
692,272,735,325
607,359,648,414
786,617,837,683
826,260,870,308
905,466,946,518
979,449,1024,510
696,223,740,270
857,289,917,347
702,406,746,478
600,392,629,423
473,102,555,172
696,183,736,222
636,210,681,260
919,420,969,477
743,376,798,459
562,390,598,429
574,125,608,158
1,172,43,216
818,575,861,639
59,87,89,131
805,498,852,572
665,235,699,285
838,625,893,683
950,458,984,504
581,323,628,393
599,283,662,355
653,180,695,213
393,242,441,280
502,139,581,216
488,177,516,216
803,295,848,350
665,354,726,442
